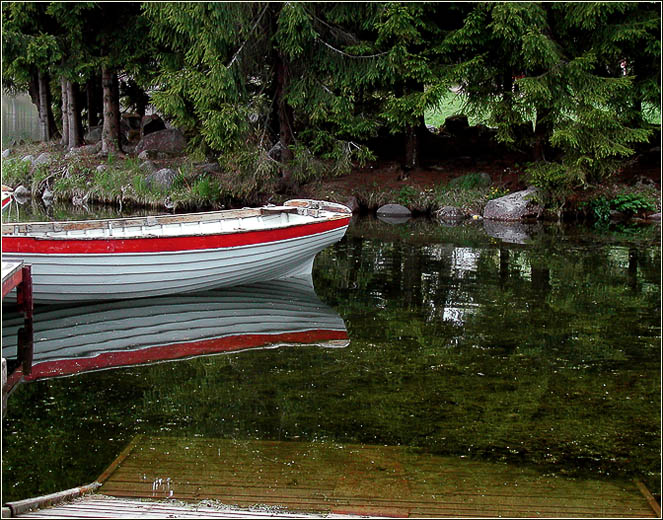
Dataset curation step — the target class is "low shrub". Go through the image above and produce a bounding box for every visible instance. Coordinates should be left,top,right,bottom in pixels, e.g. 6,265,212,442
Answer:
448,172,492,190
1,158,33,188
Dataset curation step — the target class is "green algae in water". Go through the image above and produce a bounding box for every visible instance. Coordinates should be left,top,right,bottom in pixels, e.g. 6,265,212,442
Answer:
2,217,660,503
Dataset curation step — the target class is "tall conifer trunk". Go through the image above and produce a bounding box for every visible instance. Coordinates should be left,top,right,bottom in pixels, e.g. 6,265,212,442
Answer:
86,74,103,128
402,116,426,178
400,80,425,177
37,71,51,142
101,65,121,154
403,122,423,173
275,52,295,189
533,108,551,162
27,72,40,117
66,80,82,149
46,78,58,139
60,77,69,147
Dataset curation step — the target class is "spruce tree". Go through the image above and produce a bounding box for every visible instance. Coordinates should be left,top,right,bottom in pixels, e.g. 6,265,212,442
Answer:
144,3,382,188
437,2,659,207
2,3,61,141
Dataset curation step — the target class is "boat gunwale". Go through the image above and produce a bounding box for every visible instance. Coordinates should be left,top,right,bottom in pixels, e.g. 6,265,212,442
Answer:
1,199,351,241
2,214,350,243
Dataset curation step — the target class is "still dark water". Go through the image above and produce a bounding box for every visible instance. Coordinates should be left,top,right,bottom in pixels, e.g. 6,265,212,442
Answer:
2,209,660,503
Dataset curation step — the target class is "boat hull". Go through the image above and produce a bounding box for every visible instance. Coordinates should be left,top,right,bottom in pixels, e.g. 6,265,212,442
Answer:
2,221,348,302
1,189,12,213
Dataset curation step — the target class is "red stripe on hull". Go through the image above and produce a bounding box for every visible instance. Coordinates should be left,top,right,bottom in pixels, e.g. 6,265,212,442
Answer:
2,217,351,255
21,330,349,381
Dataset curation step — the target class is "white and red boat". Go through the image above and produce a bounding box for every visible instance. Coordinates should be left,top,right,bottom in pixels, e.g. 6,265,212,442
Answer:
1,185,13,214
2,278,349,391
1,199,351,302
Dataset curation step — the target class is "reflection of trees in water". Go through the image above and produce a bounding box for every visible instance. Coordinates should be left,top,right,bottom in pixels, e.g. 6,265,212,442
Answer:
3,218,660,502
313,218,660,483
315,220,660,366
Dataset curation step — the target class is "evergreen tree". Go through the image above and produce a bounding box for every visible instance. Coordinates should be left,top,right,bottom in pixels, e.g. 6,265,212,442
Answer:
2,3,61,141
443,2,658,204
144,2,380,189
47,2,151,153
372,3,467,173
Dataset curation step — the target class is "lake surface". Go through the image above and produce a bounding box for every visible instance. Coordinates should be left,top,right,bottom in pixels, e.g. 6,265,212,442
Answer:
2,208,660,504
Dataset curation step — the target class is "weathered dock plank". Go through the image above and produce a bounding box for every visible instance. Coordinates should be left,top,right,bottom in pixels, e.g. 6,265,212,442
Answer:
2,261,24,298
13,495,356,518
91,436,656,518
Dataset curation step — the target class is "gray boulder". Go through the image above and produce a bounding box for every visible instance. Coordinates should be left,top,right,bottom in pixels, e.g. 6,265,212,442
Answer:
483,187,542,221
14,185,30,199
42,187,54,201
141,114,166,137
647,212,661,222
138,149,170,160
84,125,102,144
377,204,411,225
483,220,533,245
146,168,178,190
195,162,221,175
377,214,411,225
79,144,99,155
140,160,158,173
21,155,35,164
135,128,186,155
437,206,467,222
2,149,11,159
96,165,109,173
33,153,52,166
377,203,411,217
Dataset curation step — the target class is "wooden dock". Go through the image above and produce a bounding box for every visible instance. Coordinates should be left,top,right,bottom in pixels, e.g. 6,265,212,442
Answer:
10,436,655,518
2,261,32,302
2,261,33,411
7,494,356,518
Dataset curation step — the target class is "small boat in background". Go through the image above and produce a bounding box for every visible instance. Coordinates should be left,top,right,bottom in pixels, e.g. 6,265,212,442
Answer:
1,186,12,214
2,277,349,390
1,199,351,302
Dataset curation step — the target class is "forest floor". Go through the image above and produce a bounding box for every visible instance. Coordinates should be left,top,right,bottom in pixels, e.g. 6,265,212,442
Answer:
301,152,661,217
1,140,660,219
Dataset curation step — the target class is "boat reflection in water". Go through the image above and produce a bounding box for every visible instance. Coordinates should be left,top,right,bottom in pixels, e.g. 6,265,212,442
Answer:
2,277,348,393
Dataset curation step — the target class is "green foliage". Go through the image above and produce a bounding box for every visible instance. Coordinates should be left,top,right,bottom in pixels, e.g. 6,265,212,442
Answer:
190,175,222,202
53,170,88,196
581,196,612,223
486,186,510,201
1,158,33,187
424,91,488,129
526,162,575,209
449,172,492,190
432,185,492,213
3,1,659,196
581,190,657,223
2,3,61,91
611,192,656,215
396,185,418,206
444,2,659,187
